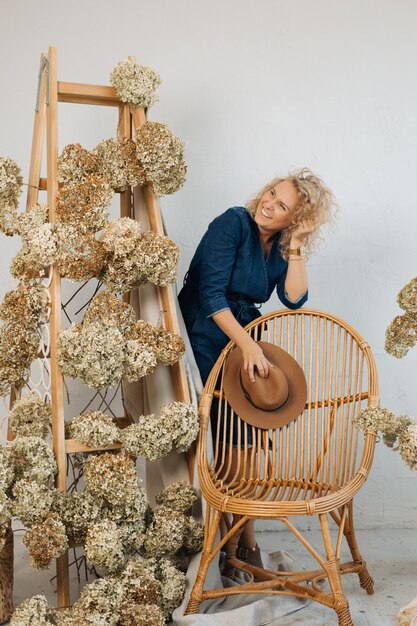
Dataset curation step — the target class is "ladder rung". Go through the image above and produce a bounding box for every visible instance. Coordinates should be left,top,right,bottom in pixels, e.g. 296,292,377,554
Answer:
39,177,47,190
57,82,121,107
64,415,133,454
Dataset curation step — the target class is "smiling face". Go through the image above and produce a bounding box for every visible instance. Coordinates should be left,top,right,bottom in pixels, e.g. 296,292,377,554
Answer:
254,180,299,237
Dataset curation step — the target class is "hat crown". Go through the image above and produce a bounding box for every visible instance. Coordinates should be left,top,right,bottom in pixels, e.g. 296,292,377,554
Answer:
240,366,289,412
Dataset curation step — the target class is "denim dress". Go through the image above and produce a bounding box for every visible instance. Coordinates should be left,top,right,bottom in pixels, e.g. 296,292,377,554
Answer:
178,207,308,445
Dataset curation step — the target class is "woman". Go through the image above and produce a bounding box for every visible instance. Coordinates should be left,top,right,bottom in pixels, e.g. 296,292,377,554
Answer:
178,167,336,561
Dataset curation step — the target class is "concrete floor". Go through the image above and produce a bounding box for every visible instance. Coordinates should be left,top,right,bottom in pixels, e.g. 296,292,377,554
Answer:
6,527,417,625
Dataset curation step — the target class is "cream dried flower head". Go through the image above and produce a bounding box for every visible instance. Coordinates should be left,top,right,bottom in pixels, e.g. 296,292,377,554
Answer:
100,217,143,256
84,453,139,506
15,203,49,240
67,411,119,447
119,603,165,626
11,479,53,526
94,138,145,191
0,489,12,526
10,595,57,625
0,321,40,395
117,556,161,605
10,246,49,280
157,557,186,620
143,506,186,558
100,255,148,294
58,143,99,185
57,175,113,232
55,223,107,282
0,282,49,326
85,519,125,572
22,511,68,569
135,122,187,196
119,416,173,461
183,515,205,554
160,401,199,453
123,340,157,382
53,489,103,544
353,406,397,434
0,156,23,235
9,392,52,438
382,414,413,448
83,291,137,335
399,421,417,470
155,481,197,513
135,231,179,286
110,60,161,109
0,523,8,552
0,446,14,490
71,577,126,626
11,436,57,487
397,276,417,314
385,313,417,358
127,320,185,366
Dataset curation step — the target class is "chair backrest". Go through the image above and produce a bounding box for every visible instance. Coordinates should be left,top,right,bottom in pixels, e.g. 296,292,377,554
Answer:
200,309,379,501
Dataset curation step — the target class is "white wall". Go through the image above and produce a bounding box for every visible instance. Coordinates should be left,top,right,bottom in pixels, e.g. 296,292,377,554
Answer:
0,0,416,528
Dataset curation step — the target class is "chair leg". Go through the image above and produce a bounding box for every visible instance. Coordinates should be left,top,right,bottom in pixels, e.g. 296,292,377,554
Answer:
185,508,222,615
320,513,354,626
223,514,245,579
344,502,374,595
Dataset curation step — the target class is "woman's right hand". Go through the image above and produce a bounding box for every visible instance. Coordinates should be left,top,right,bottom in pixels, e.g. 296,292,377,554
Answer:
241,337,273,383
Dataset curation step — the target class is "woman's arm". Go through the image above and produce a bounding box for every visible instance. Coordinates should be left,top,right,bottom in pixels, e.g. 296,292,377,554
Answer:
212,309,272,382
284,219,315,301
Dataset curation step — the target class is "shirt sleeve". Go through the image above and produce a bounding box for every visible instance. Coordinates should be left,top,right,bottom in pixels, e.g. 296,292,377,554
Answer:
198,209,243,318
276,265,309,310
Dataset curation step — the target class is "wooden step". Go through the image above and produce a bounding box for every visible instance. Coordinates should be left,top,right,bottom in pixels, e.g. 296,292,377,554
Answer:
57,82,121,107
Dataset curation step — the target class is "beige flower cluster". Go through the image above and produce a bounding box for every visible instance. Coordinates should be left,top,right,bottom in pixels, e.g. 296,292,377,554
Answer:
110,60,161,109
22,511,68,569
398,421,417,470
136,122,187,197
386,276,417,358
99,218,179,293
66,411,120,447
0,156,23,236
57,143,98,185
0,283,49,396
57,175,113,233
58,291,184,388
119,401,198,461
9,391,52,438
94,138,146,191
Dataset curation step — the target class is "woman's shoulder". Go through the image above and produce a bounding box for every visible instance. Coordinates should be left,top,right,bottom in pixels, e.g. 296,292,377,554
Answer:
210,206,252,230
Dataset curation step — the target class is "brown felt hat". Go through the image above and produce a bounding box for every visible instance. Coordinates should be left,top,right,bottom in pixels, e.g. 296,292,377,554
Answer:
223,341,307,429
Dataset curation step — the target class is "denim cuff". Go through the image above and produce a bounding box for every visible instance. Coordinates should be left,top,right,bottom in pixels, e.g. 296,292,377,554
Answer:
284,289,308,305
202,296,230,318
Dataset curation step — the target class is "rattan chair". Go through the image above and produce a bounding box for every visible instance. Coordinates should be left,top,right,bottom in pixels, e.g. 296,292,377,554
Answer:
185,309,378,626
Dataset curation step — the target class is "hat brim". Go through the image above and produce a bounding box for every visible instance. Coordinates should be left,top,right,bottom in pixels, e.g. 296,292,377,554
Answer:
223,341,307,430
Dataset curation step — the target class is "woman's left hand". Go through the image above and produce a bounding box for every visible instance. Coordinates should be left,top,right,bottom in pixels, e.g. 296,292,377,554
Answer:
290,218,316,247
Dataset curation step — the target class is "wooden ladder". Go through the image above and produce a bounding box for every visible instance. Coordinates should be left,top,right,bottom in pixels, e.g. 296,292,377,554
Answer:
12,45,191,609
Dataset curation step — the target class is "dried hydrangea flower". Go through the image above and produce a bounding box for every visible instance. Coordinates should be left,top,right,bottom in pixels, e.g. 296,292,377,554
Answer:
399,421,417,470
58,143,98,184
94,138,145,191
385,313,417,358
57,175,113,233
102,487,148,526
161,401,199,453
52,489,103,544
110,60,161,109
10,595,57,625
0,318,40,379
155,481,197,513
0,523,8,552
11,436,57,486
10,246,48,280
83,291,136,335
135,122,187,196
127,321,185,366
12,479,53,526
157,557,186,620
71,578,126,626
119,416,173,461
136,231,179,286
382,414,413,448
119,603,165,626
143,506,186,558
123,340,157,381
55,223,107,281
183,515,204,554
353,406,397,434
0,446,14,490
0,489,12,526
67,411,119,447
100,217,143,257
58,321,125,388
100,255,148,294
0,282,49,326
85,519,125,572
0,156,23,235
9,391,51,438
84,453,139,506
23,511,68,569
397,276,417,314
15,203,49,240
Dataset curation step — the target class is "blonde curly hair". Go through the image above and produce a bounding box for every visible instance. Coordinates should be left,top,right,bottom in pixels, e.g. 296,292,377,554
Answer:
246,167,337,260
